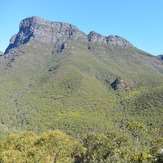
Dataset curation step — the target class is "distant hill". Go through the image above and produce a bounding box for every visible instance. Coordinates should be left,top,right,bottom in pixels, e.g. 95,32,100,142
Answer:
0,16,162,138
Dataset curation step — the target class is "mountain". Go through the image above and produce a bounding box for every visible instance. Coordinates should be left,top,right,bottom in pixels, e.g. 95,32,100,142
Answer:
5,16,134,54
0,16,162,138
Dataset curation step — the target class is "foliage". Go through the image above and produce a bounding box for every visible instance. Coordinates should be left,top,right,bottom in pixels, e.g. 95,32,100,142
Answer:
127,122,147,152
0,39,162,162
0,128,162,162
0,130,84,163
81,132,128,162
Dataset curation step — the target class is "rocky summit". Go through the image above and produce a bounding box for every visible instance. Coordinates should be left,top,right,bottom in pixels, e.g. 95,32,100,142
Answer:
88,31,133,47
5,16,133,54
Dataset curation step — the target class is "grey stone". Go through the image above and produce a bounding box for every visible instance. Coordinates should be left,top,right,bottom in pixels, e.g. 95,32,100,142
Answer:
5,16,134,54
106,35,133,47
87,31,133,47
88,31,107,44
5,16,87,54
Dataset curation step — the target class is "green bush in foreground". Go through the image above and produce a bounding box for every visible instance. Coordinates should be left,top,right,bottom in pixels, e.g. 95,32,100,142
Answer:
0,130,84,163
0,126,162,162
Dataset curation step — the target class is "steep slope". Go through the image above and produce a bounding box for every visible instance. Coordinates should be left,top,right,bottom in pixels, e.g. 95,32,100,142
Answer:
0,16,162,138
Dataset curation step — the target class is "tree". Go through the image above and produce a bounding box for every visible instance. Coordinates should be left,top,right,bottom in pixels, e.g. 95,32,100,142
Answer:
81,132,128,162
35,130,84,162
0,130,84,163
150,128,163,163
127,122,147,153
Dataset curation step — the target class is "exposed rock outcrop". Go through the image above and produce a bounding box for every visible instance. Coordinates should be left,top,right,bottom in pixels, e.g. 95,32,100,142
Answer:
88,31,133,47
106,35,133,47
5,16,134,54
5,16,87,54
111,78,130,90
88,31,107,44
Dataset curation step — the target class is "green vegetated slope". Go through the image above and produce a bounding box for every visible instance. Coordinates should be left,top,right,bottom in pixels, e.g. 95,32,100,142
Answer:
0,39,162,139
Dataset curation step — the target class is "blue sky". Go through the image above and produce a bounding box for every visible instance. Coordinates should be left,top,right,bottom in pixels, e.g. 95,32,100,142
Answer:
0,0,162,55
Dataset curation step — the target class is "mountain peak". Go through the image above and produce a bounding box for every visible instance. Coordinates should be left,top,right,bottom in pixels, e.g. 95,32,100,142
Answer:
88,31,107,44
5,16,87,54
106,35,133,47
88,31,133,47
5,16,134,54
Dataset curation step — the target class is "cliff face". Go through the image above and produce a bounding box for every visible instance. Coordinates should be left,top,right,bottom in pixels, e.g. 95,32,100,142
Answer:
5,17,88,54
88,31,133,47
5,16,133,54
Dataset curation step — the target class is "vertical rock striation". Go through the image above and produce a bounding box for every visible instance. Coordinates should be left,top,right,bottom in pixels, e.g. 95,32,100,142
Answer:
5,16,134,54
